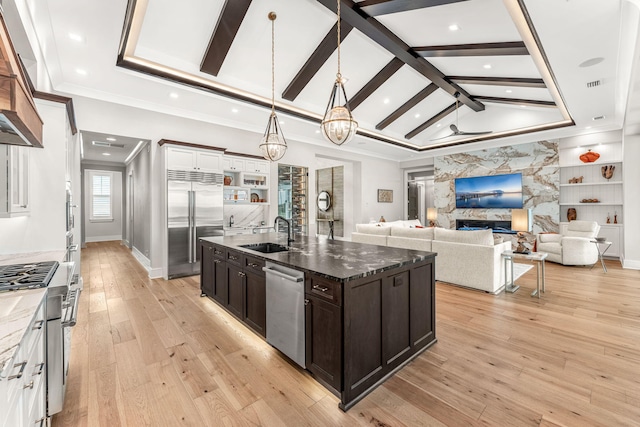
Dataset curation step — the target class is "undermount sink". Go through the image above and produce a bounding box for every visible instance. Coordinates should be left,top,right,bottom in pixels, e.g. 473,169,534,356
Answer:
240,242,289,253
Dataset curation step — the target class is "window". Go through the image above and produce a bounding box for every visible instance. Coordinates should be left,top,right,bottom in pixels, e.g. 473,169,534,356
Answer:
89,171,113,221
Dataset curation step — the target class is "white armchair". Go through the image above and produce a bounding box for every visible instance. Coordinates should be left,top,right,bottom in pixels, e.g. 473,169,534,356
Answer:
536,220,600,265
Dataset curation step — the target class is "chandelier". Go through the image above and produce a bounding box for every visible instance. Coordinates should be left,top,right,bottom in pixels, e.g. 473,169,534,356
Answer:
320,0,358,146
259,12,287,161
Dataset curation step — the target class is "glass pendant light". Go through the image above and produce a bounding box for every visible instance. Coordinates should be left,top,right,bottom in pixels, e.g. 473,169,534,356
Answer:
320,0,358,146
259,12,287,161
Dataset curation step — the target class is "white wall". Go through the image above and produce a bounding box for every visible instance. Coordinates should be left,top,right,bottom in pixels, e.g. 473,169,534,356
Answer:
84,169,123,242
622,134,640,268
0,101,67,253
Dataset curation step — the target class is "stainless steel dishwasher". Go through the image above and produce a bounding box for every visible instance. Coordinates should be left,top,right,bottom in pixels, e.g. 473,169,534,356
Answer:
263,262,306,368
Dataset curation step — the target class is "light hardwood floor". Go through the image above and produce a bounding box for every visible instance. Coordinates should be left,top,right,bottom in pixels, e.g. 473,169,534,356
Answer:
52,241,640,426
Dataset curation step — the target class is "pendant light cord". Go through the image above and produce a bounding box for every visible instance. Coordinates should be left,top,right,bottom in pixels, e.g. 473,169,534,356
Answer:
336,0,341,80
271,13,276,115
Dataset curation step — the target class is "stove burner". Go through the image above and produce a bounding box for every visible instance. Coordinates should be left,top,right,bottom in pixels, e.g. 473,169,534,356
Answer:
0,261,59,292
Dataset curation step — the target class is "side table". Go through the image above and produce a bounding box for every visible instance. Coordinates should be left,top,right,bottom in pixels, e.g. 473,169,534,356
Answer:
590,240,612,272
501,251,548,298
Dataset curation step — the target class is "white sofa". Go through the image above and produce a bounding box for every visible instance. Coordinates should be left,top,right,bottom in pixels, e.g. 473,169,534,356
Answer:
352,222,511,293
536,220,600,265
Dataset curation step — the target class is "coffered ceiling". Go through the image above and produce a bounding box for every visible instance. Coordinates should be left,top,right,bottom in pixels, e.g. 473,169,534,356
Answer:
14,0,637,161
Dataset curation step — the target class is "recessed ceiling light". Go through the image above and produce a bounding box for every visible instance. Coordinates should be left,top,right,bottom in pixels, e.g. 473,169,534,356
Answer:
279,121,285,125
68,33,84,42
231,108,239,113
106,137,116,141
520,105,526,108
414,113,420,118
585,126,592,130
436,123,441,127
448,24,459,31
483,64,492,69
579,57,604,68
505,89,513,94
102,152,111,156
169,92,178,99
75,68,87,75
383,98,390,104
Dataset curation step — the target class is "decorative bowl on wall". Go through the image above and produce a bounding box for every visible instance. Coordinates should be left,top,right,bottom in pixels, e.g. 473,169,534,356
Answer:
579,149,600,163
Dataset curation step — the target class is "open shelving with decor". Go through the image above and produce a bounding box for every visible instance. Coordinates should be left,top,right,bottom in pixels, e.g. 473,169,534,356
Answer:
558,134,623,257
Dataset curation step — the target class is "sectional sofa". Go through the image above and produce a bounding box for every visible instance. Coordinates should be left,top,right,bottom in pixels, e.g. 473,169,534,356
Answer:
352,221,512,293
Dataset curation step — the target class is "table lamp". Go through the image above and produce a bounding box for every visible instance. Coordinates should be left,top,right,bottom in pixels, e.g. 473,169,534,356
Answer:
511,208,533,254
427,208,437,227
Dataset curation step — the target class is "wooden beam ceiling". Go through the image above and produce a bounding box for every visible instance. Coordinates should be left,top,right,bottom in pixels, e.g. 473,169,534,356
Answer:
316,0,485,112
358,0,470,16
414,42,528,57
376,84,438,130
282,20,353,101
447,76,546,88
475,96,556,108
200,0,252,76
405,102,457,139
349,58,404,110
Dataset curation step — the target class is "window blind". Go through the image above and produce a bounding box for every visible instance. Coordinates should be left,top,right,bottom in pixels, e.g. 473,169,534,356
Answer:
91,173,112,219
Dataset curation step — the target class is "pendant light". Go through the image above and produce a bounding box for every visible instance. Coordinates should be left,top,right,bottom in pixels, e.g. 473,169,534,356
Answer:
259,12,287,161
320,0,358,146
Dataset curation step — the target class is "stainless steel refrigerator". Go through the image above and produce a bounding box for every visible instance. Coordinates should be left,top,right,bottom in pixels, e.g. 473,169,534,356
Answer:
167,170,224,278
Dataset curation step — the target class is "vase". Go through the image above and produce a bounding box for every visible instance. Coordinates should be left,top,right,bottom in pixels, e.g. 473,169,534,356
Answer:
567,208,577,221
224,175,232,186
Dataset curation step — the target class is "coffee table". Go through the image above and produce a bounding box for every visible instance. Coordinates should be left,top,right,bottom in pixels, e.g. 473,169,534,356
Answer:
501,251,548,298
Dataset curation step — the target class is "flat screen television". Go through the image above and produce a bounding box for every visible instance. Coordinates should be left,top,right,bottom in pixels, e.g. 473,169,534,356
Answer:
455,173,523,209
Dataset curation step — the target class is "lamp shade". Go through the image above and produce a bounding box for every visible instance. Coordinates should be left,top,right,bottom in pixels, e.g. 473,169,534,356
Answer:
511,208,532,232
427,208,437,221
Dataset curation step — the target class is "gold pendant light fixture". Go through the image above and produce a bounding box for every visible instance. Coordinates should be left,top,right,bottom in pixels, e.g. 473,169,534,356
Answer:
320,0,358,146
259,12,287,161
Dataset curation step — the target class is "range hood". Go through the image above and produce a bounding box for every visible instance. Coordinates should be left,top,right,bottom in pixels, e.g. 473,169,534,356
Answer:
0,10,43,148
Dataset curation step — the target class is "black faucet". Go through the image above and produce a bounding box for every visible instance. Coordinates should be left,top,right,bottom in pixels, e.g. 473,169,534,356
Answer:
229,215,234,227
274,216,294,246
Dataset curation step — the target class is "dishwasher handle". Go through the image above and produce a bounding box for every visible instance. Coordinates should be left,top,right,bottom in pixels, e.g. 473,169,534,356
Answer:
262,266,304,282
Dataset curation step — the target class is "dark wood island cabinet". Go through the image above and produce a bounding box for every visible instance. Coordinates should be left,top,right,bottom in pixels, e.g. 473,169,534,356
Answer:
200,234,436,410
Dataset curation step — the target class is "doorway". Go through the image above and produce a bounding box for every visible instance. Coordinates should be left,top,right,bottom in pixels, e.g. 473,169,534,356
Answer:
407,169,434,225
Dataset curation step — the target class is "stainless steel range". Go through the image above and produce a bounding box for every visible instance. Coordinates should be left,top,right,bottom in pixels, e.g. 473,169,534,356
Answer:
0,260,81,419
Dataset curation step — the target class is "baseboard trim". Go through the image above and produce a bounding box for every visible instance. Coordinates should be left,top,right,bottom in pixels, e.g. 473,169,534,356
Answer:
85,235,122,243
622,257,640,270
131,247,163,278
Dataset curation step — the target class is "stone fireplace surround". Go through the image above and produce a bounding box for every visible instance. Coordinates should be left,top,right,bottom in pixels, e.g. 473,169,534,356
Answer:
456,219,516,234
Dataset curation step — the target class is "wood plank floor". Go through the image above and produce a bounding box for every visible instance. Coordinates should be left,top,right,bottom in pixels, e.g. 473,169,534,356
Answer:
52,241,640,426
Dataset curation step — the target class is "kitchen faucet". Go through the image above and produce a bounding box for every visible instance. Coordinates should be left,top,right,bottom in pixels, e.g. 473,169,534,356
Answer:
274,216,294,246
229,215,234,227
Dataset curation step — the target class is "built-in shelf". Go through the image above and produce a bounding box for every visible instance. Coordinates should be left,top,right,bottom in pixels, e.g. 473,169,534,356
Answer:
559,181,622,187
560,202,622,206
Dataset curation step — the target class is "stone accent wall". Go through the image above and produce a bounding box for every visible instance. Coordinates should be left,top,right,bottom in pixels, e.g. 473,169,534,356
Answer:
434,141,559,236
316,166,344,237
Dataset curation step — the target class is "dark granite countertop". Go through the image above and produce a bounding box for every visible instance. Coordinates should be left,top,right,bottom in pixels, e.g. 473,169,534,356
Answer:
200,233,436,282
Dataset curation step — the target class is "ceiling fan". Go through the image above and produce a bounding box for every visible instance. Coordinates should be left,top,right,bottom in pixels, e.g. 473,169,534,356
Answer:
431,92,492,140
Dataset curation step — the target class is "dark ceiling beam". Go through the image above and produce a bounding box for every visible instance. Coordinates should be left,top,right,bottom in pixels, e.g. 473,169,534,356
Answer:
349,58,404,110
358,0,469,16
447,76,546,88
282,20,353,101
376,83,438,130
316,0,484,112
414,41,528,57
405,102,457,139
475,96,556,108
200,0,252,76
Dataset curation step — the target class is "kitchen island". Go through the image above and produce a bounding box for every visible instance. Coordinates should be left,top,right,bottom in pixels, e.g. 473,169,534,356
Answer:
200,233,436,410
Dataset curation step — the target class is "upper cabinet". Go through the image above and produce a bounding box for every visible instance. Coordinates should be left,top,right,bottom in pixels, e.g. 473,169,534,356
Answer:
223,156,269,174
0,145,29,216
167,146,222,173
222,156,245,171
245,159,269,174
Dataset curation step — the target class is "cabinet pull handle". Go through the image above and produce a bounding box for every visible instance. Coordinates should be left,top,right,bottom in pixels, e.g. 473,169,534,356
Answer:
238,272,246,277
304,299,309,306
213,259,221,264
248,262,259,268
229,255,238,260
23,380,34,389
208,247,212,251
313,285,329,292
32,320,45,330
8,361,27,380
214,250,222,255
20,204,28,208
33,362,45,376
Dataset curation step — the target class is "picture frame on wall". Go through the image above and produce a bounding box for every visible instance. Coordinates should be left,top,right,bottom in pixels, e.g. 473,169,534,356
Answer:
378,189,393,203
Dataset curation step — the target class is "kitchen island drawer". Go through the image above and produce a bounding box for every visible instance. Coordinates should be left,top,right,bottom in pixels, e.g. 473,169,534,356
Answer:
243,255,265,274
306,275,341,306
226,249,243,266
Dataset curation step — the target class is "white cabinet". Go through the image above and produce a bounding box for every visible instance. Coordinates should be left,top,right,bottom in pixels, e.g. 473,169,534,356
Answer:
167,147,222,172
0,145,30,217
245,159,269,174
0,297,46,427
222,156,246,171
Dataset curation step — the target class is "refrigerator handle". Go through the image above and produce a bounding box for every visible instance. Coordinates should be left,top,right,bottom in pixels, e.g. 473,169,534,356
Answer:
188,190,194,263
191,190,197,263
